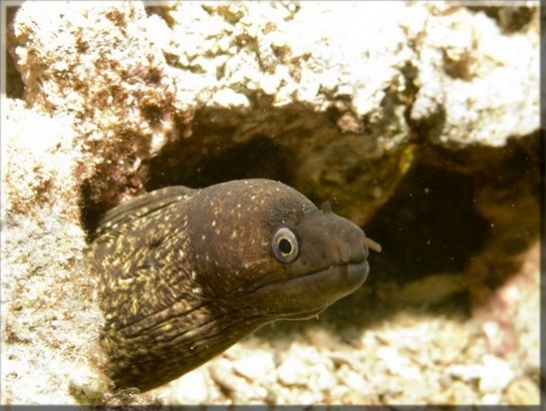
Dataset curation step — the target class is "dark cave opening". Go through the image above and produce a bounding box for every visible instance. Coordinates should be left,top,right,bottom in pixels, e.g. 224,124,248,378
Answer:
364,162,489,286
147,134,294,191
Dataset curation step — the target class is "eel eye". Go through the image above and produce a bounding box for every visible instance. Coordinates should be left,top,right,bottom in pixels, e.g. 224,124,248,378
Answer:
271,227,299,263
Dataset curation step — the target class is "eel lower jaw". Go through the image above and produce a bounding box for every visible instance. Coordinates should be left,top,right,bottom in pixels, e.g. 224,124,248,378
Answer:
245,260,370,319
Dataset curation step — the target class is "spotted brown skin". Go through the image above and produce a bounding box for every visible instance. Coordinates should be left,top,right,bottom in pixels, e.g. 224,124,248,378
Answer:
90,179,381,392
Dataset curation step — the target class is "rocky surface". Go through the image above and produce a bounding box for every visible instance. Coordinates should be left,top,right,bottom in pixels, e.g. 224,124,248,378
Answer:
1,1,541,406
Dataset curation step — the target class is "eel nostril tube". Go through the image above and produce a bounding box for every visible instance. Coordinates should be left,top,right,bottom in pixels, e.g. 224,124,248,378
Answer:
362,236,382,253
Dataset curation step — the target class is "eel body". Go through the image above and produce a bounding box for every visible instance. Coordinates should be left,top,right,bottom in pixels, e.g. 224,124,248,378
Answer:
90,179,381,392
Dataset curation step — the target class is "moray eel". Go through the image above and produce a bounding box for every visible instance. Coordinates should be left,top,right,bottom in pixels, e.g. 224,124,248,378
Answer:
90,179,381,392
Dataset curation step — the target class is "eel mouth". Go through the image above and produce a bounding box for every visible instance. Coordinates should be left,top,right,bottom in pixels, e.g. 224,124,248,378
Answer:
245,260,370,319
289,259,370,292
